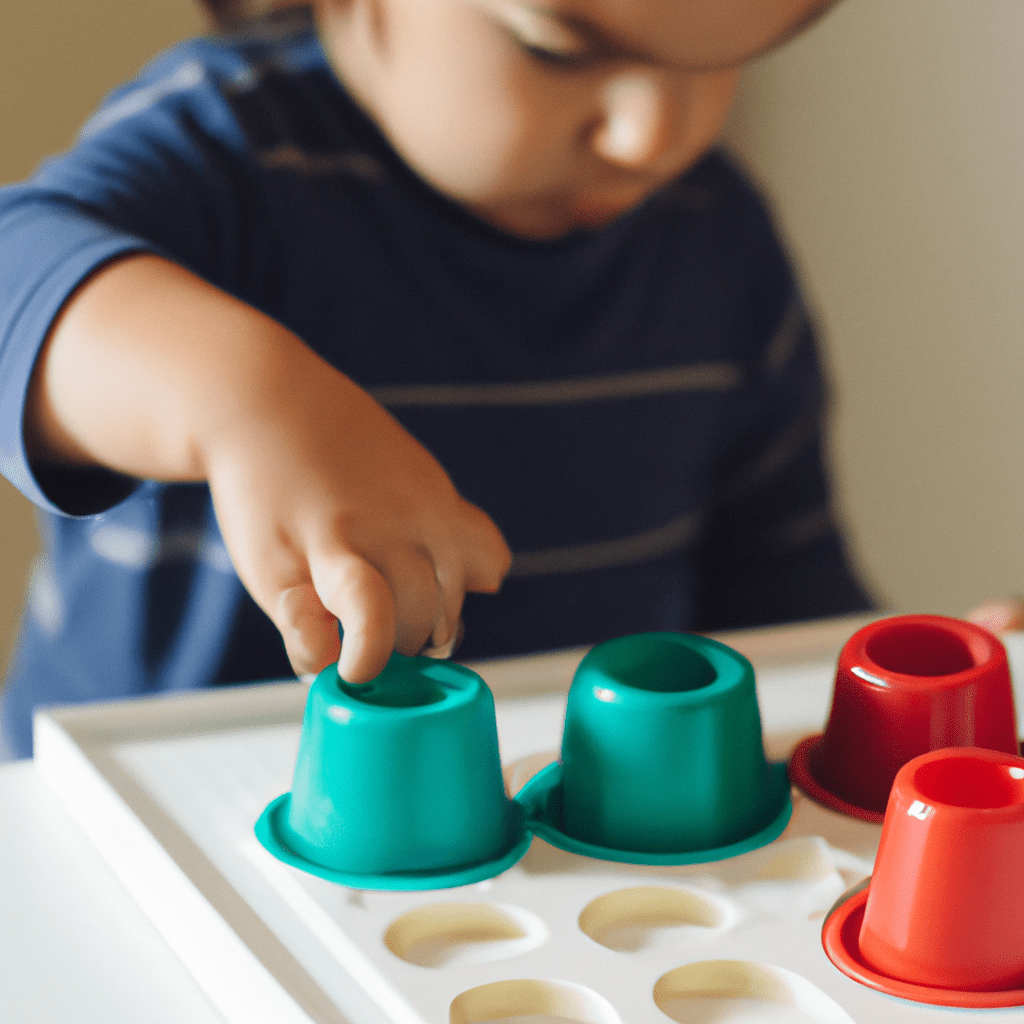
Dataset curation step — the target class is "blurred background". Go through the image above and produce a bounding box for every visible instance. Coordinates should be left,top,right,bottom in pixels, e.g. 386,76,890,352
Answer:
1,0,1023,677
724,0,1024,621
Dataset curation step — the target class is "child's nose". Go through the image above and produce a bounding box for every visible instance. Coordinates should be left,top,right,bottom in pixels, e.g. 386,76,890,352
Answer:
592,71,674,170
591,68,740,173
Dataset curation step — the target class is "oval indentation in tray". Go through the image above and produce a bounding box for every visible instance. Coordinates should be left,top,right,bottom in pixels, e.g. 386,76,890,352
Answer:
450,979,622,1024
653,961,856,1024
727,837,849,918
748,837,836,883
384,902,547,968
578,886,731,952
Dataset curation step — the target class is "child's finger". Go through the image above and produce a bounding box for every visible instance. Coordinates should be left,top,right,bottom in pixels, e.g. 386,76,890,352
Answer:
311,552,397,684
459,503,513,595
420,618,465,659
378,545,447,657
420,504,510,652
429,578,465,653
274,582,340,676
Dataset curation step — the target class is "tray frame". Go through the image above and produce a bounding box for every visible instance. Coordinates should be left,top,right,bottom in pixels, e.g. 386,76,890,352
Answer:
33,615,877,1024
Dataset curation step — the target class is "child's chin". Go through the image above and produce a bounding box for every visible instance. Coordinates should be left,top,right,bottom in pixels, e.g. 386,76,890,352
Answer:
506,209,627,240
469,199,630,241
571,200,632,224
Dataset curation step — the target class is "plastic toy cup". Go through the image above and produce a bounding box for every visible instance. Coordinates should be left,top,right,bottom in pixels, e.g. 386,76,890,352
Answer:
790,614,1018,821
255,653,527,888
823,747,1024,1007
557,632,784,854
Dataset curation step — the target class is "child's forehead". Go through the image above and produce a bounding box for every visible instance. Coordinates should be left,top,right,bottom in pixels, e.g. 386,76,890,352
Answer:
480,0,840,68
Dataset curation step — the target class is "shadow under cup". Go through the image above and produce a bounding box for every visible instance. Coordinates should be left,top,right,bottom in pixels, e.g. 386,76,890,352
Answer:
790,614,1019,821
556,632,786,855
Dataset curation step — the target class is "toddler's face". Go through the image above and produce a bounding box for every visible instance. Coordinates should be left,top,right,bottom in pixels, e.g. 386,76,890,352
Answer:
317,0,838,239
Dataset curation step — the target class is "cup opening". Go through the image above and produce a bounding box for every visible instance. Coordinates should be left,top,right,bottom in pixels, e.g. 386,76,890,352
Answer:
340,676,449,708
913,755,1024,809
864,623,977,677
599,637,717,693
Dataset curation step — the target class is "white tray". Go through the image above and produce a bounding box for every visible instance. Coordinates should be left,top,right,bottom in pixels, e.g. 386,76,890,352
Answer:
32,617,1024,1024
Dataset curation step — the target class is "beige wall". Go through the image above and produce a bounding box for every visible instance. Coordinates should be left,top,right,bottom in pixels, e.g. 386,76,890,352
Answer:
0,0,208,671
1,0,1023,673
724,0,1024,616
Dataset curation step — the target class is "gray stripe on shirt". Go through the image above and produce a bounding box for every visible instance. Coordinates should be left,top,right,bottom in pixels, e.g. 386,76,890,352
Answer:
508,510,704,577
725,408,821,497
88,524,233,574
255,146,386,180
763,295,806,375
372,363,742,409
776,503,837,549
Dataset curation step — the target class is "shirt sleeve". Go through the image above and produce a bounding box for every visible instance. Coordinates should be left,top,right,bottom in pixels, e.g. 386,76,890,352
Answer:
0,188,158,513
0,47,250,516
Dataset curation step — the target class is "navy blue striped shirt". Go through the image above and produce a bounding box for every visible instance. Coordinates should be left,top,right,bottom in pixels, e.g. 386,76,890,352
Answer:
0,9,871,756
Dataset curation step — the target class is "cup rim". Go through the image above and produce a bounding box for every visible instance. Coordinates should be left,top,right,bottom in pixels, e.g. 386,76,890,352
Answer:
822,883,1024,1008
514,759,792,865
842,614,1005,688
572,632,753,708
897,745,1024,821
325,656,484,719
255,793,532,890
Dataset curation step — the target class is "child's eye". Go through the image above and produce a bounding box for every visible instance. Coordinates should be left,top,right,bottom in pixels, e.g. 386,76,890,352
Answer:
517,38,597,69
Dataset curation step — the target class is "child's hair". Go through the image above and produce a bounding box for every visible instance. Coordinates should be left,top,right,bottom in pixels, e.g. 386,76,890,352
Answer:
200,0,306,30
198,0,252,30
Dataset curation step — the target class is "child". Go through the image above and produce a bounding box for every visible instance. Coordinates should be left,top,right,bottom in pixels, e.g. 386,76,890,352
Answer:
0,0,872,759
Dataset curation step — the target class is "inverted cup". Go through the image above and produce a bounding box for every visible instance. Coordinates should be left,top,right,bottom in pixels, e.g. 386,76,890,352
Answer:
256,653,528,889
517,632,790,861
790,614,1018,820
823,747,1024,1007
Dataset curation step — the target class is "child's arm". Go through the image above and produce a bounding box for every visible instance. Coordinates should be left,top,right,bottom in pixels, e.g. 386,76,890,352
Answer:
965,600,1024,634
26,253,512,682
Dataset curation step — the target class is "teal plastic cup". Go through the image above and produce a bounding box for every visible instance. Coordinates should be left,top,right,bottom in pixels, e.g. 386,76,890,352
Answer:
256,654,529,889
518,632,790,861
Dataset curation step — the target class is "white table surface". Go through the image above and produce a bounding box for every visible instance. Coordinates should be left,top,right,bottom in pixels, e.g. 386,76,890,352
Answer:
0,757,226,1023
0,614,885,1024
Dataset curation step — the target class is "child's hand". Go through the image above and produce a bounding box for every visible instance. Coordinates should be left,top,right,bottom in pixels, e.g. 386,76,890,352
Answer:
965,599,1024,635
27,255,512,683
202,341,511,682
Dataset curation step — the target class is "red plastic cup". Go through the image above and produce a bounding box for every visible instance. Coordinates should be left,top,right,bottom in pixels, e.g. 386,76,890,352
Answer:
823,747,1024,1007
790,614,1018,820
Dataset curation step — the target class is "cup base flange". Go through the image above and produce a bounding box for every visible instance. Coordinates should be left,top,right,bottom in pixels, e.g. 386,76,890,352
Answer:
822,884,1024,1008
255,794,533,891
788,735,886,824
515,760,792,866
790,734,1024,824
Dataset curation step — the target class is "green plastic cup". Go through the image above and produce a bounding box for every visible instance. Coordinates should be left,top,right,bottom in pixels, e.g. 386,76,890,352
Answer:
256,654,527,887
558,632,784,854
